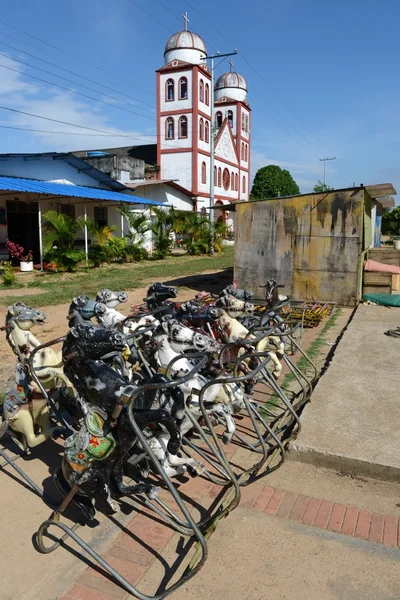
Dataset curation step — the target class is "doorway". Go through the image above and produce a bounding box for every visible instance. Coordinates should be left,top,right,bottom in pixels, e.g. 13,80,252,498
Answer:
6,200,40,263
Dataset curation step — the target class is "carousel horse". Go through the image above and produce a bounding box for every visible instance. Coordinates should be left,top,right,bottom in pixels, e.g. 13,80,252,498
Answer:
4,302,69,391
154,333,242,444
0,362,58,451
145,282,177,312
60,322,186,510
219,285,254,302
67,295,107,327
215,294,255,318
95,289,159,340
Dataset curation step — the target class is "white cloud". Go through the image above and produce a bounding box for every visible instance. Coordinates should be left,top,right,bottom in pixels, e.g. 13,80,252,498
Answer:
0,53,156,152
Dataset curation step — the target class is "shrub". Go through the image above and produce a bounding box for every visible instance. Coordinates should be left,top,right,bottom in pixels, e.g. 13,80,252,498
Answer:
0,261,16,286
42,210,83,272
125,243,148,262
104,237,129,262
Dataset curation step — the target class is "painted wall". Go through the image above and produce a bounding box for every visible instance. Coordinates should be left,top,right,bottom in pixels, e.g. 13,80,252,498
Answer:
132,183,192,211
0,156,106,187
161,152,192,192
234,189,365,306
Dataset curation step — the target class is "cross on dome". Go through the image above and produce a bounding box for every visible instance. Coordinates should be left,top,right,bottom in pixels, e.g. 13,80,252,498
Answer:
229,58,234,72
183,12,189,31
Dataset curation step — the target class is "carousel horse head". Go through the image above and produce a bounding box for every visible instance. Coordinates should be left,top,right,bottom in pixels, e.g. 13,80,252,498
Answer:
66,322,128,360
6,302,46,331
67,295,107,326
216,294,255,317
177,301,220,328
145,282,177,311
96,289,128,309
161,318,221,354
219,285,254,302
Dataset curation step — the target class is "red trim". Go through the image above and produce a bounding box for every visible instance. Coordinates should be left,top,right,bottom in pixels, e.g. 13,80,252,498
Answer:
156,71,161,179
198,108,211,120
165,116,175,140
161,147,192,154
160,108,192,116
179,76,188,100
165,78,175,102
192,67,199,195
178,115,188,139
158,61,210,77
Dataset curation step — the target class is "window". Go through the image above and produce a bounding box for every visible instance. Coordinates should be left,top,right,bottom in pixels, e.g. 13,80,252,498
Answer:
179,77,188,99
218,167,222,187
166,117,174,139
228,110,233,128
166,78,174,101
214,166,217,187
242,111,246,131
245,144,248,161
94,206,108,227
61,204,75,218
201,162,206,184
216,111,222,128
223,168,230,191
205,83,209,105
235,174,239,191
199,117,204,140
179,116,188,138
231,171,234,190
205,120,209,143
199,79,204,102
242,176,246,193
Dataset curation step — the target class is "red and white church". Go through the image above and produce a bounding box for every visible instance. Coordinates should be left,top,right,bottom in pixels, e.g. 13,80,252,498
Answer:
156,21,251,215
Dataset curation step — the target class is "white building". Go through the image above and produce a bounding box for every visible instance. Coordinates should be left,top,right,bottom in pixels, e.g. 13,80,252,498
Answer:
156,23,251,221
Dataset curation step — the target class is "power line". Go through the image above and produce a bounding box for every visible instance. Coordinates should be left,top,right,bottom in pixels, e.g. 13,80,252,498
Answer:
127,0,174,34
0,39,156,111
0,124,125,136
0,62,155,122
0,19,154,96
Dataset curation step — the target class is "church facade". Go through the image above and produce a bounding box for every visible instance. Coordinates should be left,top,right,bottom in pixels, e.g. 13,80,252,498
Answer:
156,25,251,213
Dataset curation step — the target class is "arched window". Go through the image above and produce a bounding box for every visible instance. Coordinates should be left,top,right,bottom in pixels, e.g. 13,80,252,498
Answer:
166,78,174,101
179,115,188,138
179,77,188,100
199,79,204,102
166,117,174,139
216,111,222,128
231,171,235,190
245,144,248,161
201,162,206,184
199,117,204,141
223,168,230,191
214,166,217,187
242,111,246,131
235,174,239,191
242,176,246,193
241,142,244,160
205,83,209,105
205,120,209,143
218,167,222,187
228,110,233,128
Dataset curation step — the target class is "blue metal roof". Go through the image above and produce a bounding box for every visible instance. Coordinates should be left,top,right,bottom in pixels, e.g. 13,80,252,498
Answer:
0,176,164,206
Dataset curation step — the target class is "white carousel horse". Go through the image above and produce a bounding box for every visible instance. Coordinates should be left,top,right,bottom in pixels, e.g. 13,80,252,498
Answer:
155,334,239,445
95,289,159,336
218,310,284,380
215,294,255,318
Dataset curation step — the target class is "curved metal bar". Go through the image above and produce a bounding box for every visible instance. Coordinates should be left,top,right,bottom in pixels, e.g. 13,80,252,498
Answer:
36,518,204,600
28,336,74,434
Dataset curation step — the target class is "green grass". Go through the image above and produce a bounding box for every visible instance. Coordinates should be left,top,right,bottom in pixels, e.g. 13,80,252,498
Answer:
0,247,234,307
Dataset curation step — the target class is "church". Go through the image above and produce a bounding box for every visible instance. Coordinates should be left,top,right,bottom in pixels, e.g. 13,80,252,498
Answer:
156,16,251,214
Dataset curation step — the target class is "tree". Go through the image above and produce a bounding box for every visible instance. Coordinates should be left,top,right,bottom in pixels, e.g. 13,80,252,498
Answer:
250,165,300,200
314,180,334,192
149,207,175,259
382,207,400,237
42,210,84,271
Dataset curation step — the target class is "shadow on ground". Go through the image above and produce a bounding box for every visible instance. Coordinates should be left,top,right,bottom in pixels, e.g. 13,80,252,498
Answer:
164,267,233,295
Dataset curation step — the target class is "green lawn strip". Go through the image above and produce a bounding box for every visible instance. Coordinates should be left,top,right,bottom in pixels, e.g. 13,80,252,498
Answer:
1,248,234,307
261,307,343,417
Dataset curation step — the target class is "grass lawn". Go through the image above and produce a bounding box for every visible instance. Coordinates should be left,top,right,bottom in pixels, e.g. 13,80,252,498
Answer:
0,247,234,307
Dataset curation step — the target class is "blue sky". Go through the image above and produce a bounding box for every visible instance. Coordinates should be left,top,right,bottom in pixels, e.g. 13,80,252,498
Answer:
0,0,399,198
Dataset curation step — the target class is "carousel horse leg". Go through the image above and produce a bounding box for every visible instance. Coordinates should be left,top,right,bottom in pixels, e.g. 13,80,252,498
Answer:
10,409,49,449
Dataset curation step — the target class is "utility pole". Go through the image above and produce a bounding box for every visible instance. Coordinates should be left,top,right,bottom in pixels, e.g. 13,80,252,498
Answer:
319,156,336,186
202,49,237,254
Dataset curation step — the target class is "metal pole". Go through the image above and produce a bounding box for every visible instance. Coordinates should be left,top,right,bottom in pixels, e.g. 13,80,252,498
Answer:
202,49,237,256
319,157,336,188
84,203,88,265
38,199,43,271
121,205,124,238
209,55,215,255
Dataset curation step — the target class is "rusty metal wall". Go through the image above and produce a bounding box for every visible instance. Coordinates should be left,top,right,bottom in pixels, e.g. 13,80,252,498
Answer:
234,189,364,306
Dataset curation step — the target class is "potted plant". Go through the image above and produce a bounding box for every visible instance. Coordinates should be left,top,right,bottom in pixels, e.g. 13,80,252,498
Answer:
5,239,34,272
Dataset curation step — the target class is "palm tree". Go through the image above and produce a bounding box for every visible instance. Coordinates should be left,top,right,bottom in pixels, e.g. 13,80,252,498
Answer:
42,210,85,271
149,207,175,259
83,218,118,246
119,207,150,246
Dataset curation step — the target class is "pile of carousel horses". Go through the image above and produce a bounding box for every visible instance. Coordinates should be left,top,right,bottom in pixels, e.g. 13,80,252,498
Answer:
0,281,315,594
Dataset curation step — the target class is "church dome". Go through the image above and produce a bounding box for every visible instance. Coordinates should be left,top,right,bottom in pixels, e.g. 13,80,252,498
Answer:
164,30,207,65
215,71,248,102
